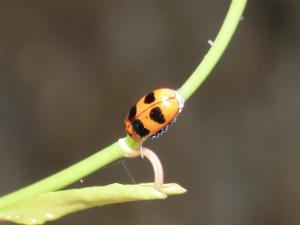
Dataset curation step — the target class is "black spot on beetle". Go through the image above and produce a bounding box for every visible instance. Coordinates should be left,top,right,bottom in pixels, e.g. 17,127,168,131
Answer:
150,107,165,124
132,119,150,137
128,105,136,121
144,92,155,104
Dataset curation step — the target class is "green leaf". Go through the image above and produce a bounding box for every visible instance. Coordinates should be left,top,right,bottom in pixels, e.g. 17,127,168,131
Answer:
0,183,186,225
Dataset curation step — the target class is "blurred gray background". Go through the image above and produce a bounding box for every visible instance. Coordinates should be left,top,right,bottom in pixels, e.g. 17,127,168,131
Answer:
0,1,299,225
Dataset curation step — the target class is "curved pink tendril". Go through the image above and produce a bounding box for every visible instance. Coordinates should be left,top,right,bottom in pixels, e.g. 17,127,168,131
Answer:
140,147,164,190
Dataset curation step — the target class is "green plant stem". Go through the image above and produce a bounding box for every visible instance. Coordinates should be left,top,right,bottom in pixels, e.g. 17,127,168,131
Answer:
0,0,247,209
0,136,140,208
179,0,247,101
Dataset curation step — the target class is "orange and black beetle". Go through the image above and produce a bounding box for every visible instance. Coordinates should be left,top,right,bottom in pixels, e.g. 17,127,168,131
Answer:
125,88,184,141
